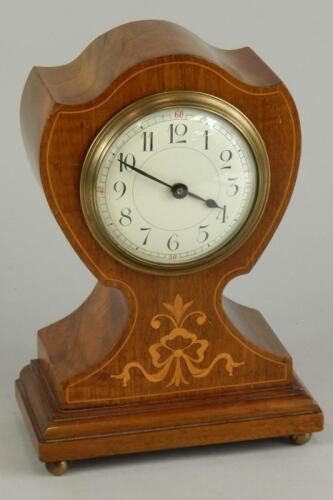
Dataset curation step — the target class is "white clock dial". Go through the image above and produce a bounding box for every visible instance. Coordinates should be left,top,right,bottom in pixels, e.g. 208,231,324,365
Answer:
93,105,258,265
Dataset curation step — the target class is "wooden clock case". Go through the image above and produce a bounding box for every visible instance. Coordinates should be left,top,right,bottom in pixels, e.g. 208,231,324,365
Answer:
16,20,323,473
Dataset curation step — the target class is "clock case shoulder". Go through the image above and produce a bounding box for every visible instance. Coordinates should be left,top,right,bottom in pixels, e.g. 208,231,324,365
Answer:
21,19,282,179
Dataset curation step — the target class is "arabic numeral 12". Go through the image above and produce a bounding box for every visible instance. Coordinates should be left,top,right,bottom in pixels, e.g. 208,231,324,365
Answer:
169,123,187,144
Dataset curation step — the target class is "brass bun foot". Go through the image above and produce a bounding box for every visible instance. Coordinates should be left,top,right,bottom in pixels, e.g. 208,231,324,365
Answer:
45,460,69,476
289,432,312,445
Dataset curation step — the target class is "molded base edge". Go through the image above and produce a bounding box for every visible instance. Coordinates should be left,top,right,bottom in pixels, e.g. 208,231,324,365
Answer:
16,360,323,464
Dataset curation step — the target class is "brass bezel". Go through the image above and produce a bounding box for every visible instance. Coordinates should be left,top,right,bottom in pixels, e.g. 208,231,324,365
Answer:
80,91,270,276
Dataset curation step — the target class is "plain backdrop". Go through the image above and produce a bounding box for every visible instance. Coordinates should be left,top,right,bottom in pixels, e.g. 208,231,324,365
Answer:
0,0,332,499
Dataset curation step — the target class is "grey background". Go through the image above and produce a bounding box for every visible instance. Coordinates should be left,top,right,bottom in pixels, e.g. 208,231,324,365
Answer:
0,0,332,498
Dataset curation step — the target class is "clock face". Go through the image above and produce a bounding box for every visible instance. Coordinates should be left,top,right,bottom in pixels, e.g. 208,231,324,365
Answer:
81,92,269,272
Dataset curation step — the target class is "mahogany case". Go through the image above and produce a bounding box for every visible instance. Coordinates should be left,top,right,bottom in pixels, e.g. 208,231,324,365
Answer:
16,20,323,467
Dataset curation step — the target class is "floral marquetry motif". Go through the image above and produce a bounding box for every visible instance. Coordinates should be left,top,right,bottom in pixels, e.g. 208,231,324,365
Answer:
111,295,245,387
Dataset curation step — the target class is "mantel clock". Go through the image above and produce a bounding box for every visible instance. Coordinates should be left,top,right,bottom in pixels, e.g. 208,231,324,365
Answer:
16,20,323,475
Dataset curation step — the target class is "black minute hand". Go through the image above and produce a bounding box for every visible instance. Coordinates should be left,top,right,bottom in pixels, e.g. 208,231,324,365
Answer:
119,158,221,209
118,158,173,189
